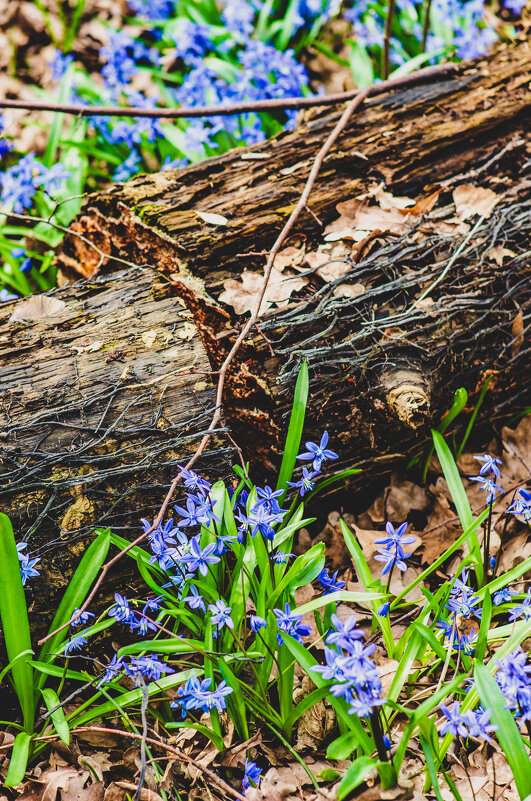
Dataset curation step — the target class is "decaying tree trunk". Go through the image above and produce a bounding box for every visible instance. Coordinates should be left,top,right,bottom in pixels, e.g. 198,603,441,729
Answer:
1,45,530,590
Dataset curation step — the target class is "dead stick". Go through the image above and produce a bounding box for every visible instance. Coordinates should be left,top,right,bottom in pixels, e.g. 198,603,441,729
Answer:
0,63,456,120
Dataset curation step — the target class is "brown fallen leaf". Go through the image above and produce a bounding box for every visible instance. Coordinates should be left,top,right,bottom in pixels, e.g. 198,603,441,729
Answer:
511,310,524,358
452,184,499,220
9,295,66,323
218,265,307,315
486,244,516,265
272,245,305,271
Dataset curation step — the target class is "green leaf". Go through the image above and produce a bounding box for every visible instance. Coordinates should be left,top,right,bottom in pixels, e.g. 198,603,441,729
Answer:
294,589,385,617
348,40,374,87
474,661,531,800
276,360,309,500
41,688,70,745
165,721,225,751
317,768,340,782
326,731,359,760
432,431,483,583
474,588,492,661
377,762,397,790
219,658,249,741
0,514,35,732
36,529,110,686
5,731,31,787
337,756,377,800
304,469,361,504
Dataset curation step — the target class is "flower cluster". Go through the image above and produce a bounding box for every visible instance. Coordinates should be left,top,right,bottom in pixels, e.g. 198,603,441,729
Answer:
438,700,497,741
436,570,481,653
97,653,174,686
0,153,71,213
495,648,531,728
288,431,338,497
374,521,415,577
312,613,384,718
16,542,40,586
469,453,503,504
108,592,162,636
174,675,233,715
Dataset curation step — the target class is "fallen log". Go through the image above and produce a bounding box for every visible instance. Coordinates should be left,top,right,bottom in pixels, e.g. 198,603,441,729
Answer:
1,44,530,589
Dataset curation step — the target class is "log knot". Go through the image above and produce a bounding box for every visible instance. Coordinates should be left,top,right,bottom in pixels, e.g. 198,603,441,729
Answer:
381,369,431,430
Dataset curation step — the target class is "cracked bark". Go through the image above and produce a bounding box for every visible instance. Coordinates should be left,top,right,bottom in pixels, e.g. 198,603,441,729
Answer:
0,46,530,612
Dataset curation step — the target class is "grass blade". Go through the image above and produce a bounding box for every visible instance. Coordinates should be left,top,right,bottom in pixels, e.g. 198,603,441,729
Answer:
41,688,70,745
337,756,377,800
431,431,483,584
276,360,309,500
0,514,35,732
36,529,110,685
5,731,31,787
474,661,531,800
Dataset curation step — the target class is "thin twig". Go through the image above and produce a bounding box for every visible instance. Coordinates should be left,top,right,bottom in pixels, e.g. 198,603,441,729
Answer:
133,682,149,801
71,726,246,801
0,63,457,121
382,0,397,80
421,0,433,51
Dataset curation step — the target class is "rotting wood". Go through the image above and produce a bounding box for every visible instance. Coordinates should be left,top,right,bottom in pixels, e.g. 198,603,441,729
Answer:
0,45,530,586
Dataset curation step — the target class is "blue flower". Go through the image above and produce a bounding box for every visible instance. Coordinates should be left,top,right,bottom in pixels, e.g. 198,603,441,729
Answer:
10,247,26,258
463,707,498,743
177,676,233,713
272,551,293,564
113,150,141,183
71,608,95,626
97,655,125,686
317,568,346,594
297,431,338,472
172,20,212,65
16,542,40,585
242,758,262,793
507,489,531,522
0,153,43,212
180,535,220,576
508,589,531,623
375,521,416,551
493,587,515,606
36,163,71,195
245,504,278,541
377,602,390,618
326,614,364,651
0,288,18,302
185,593,207,613
287,467,319,497
127,0,174,19
469,475,503,504
109,592,133,624
439,701,468,737
177,466,212,496
255,485,284,513
473,453,502,478
208,599,234,631
273,602,311,645
129,654,174,684
250,614,267,633
49,50,74,81
374,542,412,575
63,634,88,654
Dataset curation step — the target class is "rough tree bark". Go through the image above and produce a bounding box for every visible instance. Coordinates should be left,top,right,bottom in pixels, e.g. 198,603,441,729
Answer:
1,45,530,591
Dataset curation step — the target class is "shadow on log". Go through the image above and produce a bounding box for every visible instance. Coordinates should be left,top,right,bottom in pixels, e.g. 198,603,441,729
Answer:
0,46,530,603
